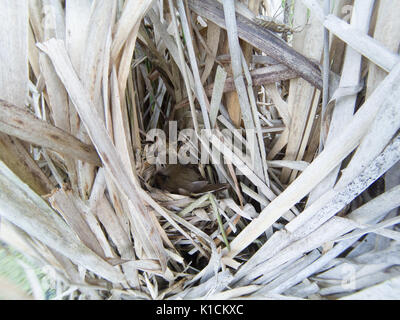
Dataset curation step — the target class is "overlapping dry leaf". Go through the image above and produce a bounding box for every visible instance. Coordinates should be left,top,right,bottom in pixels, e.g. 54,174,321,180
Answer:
0,0,399,300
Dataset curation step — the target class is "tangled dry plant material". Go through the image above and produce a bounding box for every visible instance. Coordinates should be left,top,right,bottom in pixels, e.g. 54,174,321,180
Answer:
0,0,399,300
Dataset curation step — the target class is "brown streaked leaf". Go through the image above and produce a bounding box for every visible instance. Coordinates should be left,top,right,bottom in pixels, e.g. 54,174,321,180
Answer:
0,99,101,166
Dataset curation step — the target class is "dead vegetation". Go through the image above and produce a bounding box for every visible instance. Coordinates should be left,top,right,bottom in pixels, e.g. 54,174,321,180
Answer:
0,0,399,300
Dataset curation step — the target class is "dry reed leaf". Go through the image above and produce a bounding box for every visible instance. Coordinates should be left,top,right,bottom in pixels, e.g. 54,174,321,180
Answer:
287,133,400,235
81,1,116,121
190,0,323,89
200,22,221,84
223,62,400,261
323,14,399,72
111,0,154,61
280,0,323,183
223,0,266,190
48,188,106,259
65,0,91,71
0,0,28,107
0,99,101,166
0,160,124,283
0,134,53,196
209,66,227,128
0,0,54,196
177,0,211,130
38,39,168,270
339,276,400,299
366,0,400,99
204,285,259,300
307,0,375,204
1,0,399,301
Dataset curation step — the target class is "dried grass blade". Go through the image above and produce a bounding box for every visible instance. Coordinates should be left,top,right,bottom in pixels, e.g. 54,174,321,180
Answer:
264,83,291,127
111,0,153,61
48,189,106,259
208,133,275,201
281,1,323,183
65,0,91,70
38,39,168,270
80,0,116,121
189,0,323,89
177,0,211,130
224,62,400,260
222,0,265,188
178,194,210,217
0,1,56,196
308,0,375,204
323,14,400,72
0,0,28,107
209,66,227,128
167,0,199,133
164,64,299,109
0,99,101,166
286,133,400,235
209,194,230,251
241,52,269,185
366,1,400,98
201,22,221,84
205,285,260,300
0,160,124,283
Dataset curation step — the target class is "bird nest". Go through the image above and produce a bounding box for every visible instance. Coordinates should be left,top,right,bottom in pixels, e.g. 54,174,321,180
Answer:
0,0,400,300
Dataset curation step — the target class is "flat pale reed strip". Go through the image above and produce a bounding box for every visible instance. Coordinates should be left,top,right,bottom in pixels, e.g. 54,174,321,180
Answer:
302,0,400,72
0,99,101,166
237,131,398,289
189,0,323,89
286,133,400,234
339,276,400,300
222,61,400,261
147,8,195,90
323,14,400,72
117,23,140,107
204,285,260,300
241,51,270,186
336,216,400,242
236,216,356,286
201,22,221,85
255,250,321,294
76,1,117,199
167,0,199,133
111,0,154,61
223,0,266,187
65,0,91,72
0,160,124,283
80,0,116,122
209,66,227,128
37,39,168,270
48,189,106,259
281,0,323,183
110,66,137,182
236,182,400,287
0,0,28,107
177,0,211,130
0,1,56,196
0,0,51,194
209,133,298,221
0,133,54,196
263,83,291,127
40,0,69,131
307,0,375,205
366,0,400,99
